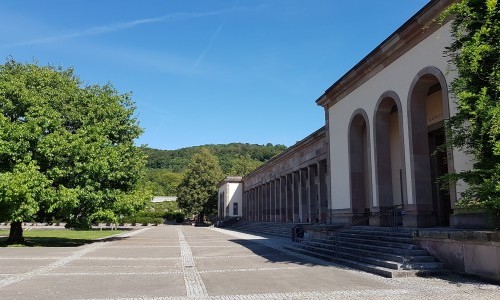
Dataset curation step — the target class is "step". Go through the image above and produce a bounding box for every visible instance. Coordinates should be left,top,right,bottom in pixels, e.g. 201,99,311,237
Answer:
331,236,420,250
335,240,428,256
343,228,414,238
296,242,402,270
298,241,439,270
284,245,419,278
302,240,436,263
336,232,418,244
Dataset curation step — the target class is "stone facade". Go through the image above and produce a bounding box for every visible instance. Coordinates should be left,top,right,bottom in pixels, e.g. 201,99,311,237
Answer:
242,127,328,224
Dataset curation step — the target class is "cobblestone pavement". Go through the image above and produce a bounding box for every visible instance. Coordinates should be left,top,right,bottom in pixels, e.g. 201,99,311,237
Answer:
0,226,498,299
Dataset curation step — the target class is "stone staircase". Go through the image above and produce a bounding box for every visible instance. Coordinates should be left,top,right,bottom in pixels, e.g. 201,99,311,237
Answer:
284,226,444,278
226,222,298,238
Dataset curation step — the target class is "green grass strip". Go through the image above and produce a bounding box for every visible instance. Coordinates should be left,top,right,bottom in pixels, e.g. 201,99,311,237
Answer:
0,229,126,247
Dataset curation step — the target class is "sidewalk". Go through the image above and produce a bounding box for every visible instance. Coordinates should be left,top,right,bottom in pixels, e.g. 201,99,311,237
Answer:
0,225,498,299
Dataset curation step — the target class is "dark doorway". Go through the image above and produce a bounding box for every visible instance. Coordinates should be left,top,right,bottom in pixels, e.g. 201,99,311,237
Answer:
428,127,451,226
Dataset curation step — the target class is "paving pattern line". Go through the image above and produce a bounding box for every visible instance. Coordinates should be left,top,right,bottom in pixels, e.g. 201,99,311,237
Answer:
176,226,209,299
77,256,179,261
76,288,410,300
193,254,283,259
0,241,103,289
40,271,184,276
198,266,307,274
0,227,152,289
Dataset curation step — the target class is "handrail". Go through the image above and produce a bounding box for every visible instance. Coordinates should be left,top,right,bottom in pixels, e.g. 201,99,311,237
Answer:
333,204,403,233
294,205,404,258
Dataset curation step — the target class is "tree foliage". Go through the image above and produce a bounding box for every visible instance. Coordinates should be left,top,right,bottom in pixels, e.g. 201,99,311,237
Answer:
227,154,263,176
139,169,182,196
0,59,148,242
176,148,223,222
142,143,286,174
443,0,500,212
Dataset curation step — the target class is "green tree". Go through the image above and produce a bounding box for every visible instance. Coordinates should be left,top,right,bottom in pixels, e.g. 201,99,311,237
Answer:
443,0,500,214
139,168,182,196
0,59,148,243
176,148,223,223
227,154,263,176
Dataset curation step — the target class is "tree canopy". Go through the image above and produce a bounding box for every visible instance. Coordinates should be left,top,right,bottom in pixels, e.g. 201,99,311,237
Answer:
443,0,500,214
142,143,286,174
0,59,148,242
139,169,182,196
176,148,223,223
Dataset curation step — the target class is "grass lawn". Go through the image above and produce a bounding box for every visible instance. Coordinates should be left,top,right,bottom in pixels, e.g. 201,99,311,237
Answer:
0,228,125,247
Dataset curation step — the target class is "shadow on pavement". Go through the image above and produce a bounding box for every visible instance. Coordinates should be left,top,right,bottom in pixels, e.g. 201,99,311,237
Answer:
226,237,352,270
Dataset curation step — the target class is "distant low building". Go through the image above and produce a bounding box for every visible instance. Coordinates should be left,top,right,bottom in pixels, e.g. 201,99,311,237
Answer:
217,177,243,218
152,196,177,203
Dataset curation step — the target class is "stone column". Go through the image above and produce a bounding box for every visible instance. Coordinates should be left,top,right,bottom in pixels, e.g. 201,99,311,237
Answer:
319,159,329,223
309,164,319,223
299,168,309,223
242,191,246,221
252,188,257,222
280,176,286,222
259,185,264,222
270,180,276,222
255,186,260,222
293,171,300,222
264,183,269,222
286,173,293,222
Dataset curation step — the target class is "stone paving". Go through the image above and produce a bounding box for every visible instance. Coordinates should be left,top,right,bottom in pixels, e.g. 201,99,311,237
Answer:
0,226,498,299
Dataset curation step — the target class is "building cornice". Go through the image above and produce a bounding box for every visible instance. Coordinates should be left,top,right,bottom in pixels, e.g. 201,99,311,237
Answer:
243,126,326,180
316,0,457,109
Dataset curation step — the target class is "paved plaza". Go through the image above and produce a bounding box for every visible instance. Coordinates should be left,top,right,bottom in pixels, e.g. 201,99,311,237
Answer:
0,226,498,299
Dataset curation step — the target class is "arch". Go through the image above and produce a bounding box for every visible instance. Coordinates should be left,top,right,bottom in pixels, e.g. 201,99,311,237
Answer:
373,91,406,225
348,109,372,223
407,66,453,227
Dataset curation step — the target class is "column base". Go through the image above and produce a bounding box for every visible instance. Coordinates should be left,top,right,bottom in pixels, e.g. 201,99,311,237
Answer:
402,204,437,227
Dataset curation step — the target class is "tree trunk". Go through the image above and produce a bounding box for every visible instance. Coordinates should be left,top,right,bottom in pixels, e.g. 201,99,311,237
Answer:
7,221,24,244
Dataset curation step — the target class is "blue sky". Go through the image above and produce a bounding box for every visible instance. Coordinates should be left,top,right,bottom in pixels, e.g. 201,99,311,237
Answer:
0,0,430,150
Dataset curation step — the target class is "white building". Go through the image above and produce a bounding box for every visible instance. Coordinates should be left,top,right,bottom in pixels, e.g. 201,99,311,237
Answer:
217,177,243,218
222,0,475,229
316,0,467,227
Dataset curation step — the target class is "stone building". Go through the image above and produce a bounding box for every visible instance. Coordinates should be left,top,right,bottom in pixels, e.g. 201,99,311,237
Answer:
220,0,473,229
242,127,328,224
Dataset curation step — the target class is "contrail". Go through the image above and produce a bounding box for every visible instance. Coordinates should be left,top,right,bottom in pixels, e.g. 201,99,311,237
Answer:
192,0,240,71
3,9,232,48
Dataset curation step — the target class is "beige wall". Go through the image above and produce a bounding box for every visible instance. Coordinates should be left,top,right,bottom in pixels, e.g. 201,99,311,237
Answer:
219,182,243,217
328,21,470,210
227,182,243,216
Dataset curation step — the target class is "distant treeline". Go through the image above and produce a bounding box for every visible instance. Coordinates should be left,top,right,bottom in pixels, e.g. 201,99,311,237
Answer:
139,143,287,197
142,143,287,174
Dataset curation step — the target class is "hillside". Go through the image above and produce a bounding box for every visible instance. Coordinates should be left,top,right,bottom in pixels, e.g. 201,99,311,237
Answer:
142,143,287,174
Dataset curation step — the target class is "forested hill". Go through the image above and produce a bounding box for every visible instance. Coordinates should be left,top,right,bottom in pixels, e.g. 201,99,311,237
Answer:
142,143,287,174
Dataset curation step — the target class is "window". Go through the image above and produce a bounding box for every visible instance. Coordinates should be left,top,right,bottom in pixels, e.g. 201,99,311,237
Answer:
233,202,238,216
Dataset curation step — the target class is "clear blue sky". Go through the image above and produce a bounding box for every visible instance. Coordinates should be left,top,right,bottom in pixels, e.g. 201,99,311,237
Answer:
0,0,430,150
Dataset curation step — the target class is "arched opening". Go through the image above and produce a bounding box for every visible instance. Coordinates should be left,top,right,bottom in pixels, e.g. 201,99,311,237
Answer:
374,93,405,226
349,111,371,223
408,68,452,227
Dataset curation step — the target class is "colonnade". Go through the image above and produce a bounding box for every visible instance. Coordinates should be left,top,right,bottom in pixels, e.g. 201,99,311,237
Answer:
242,160,328,224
